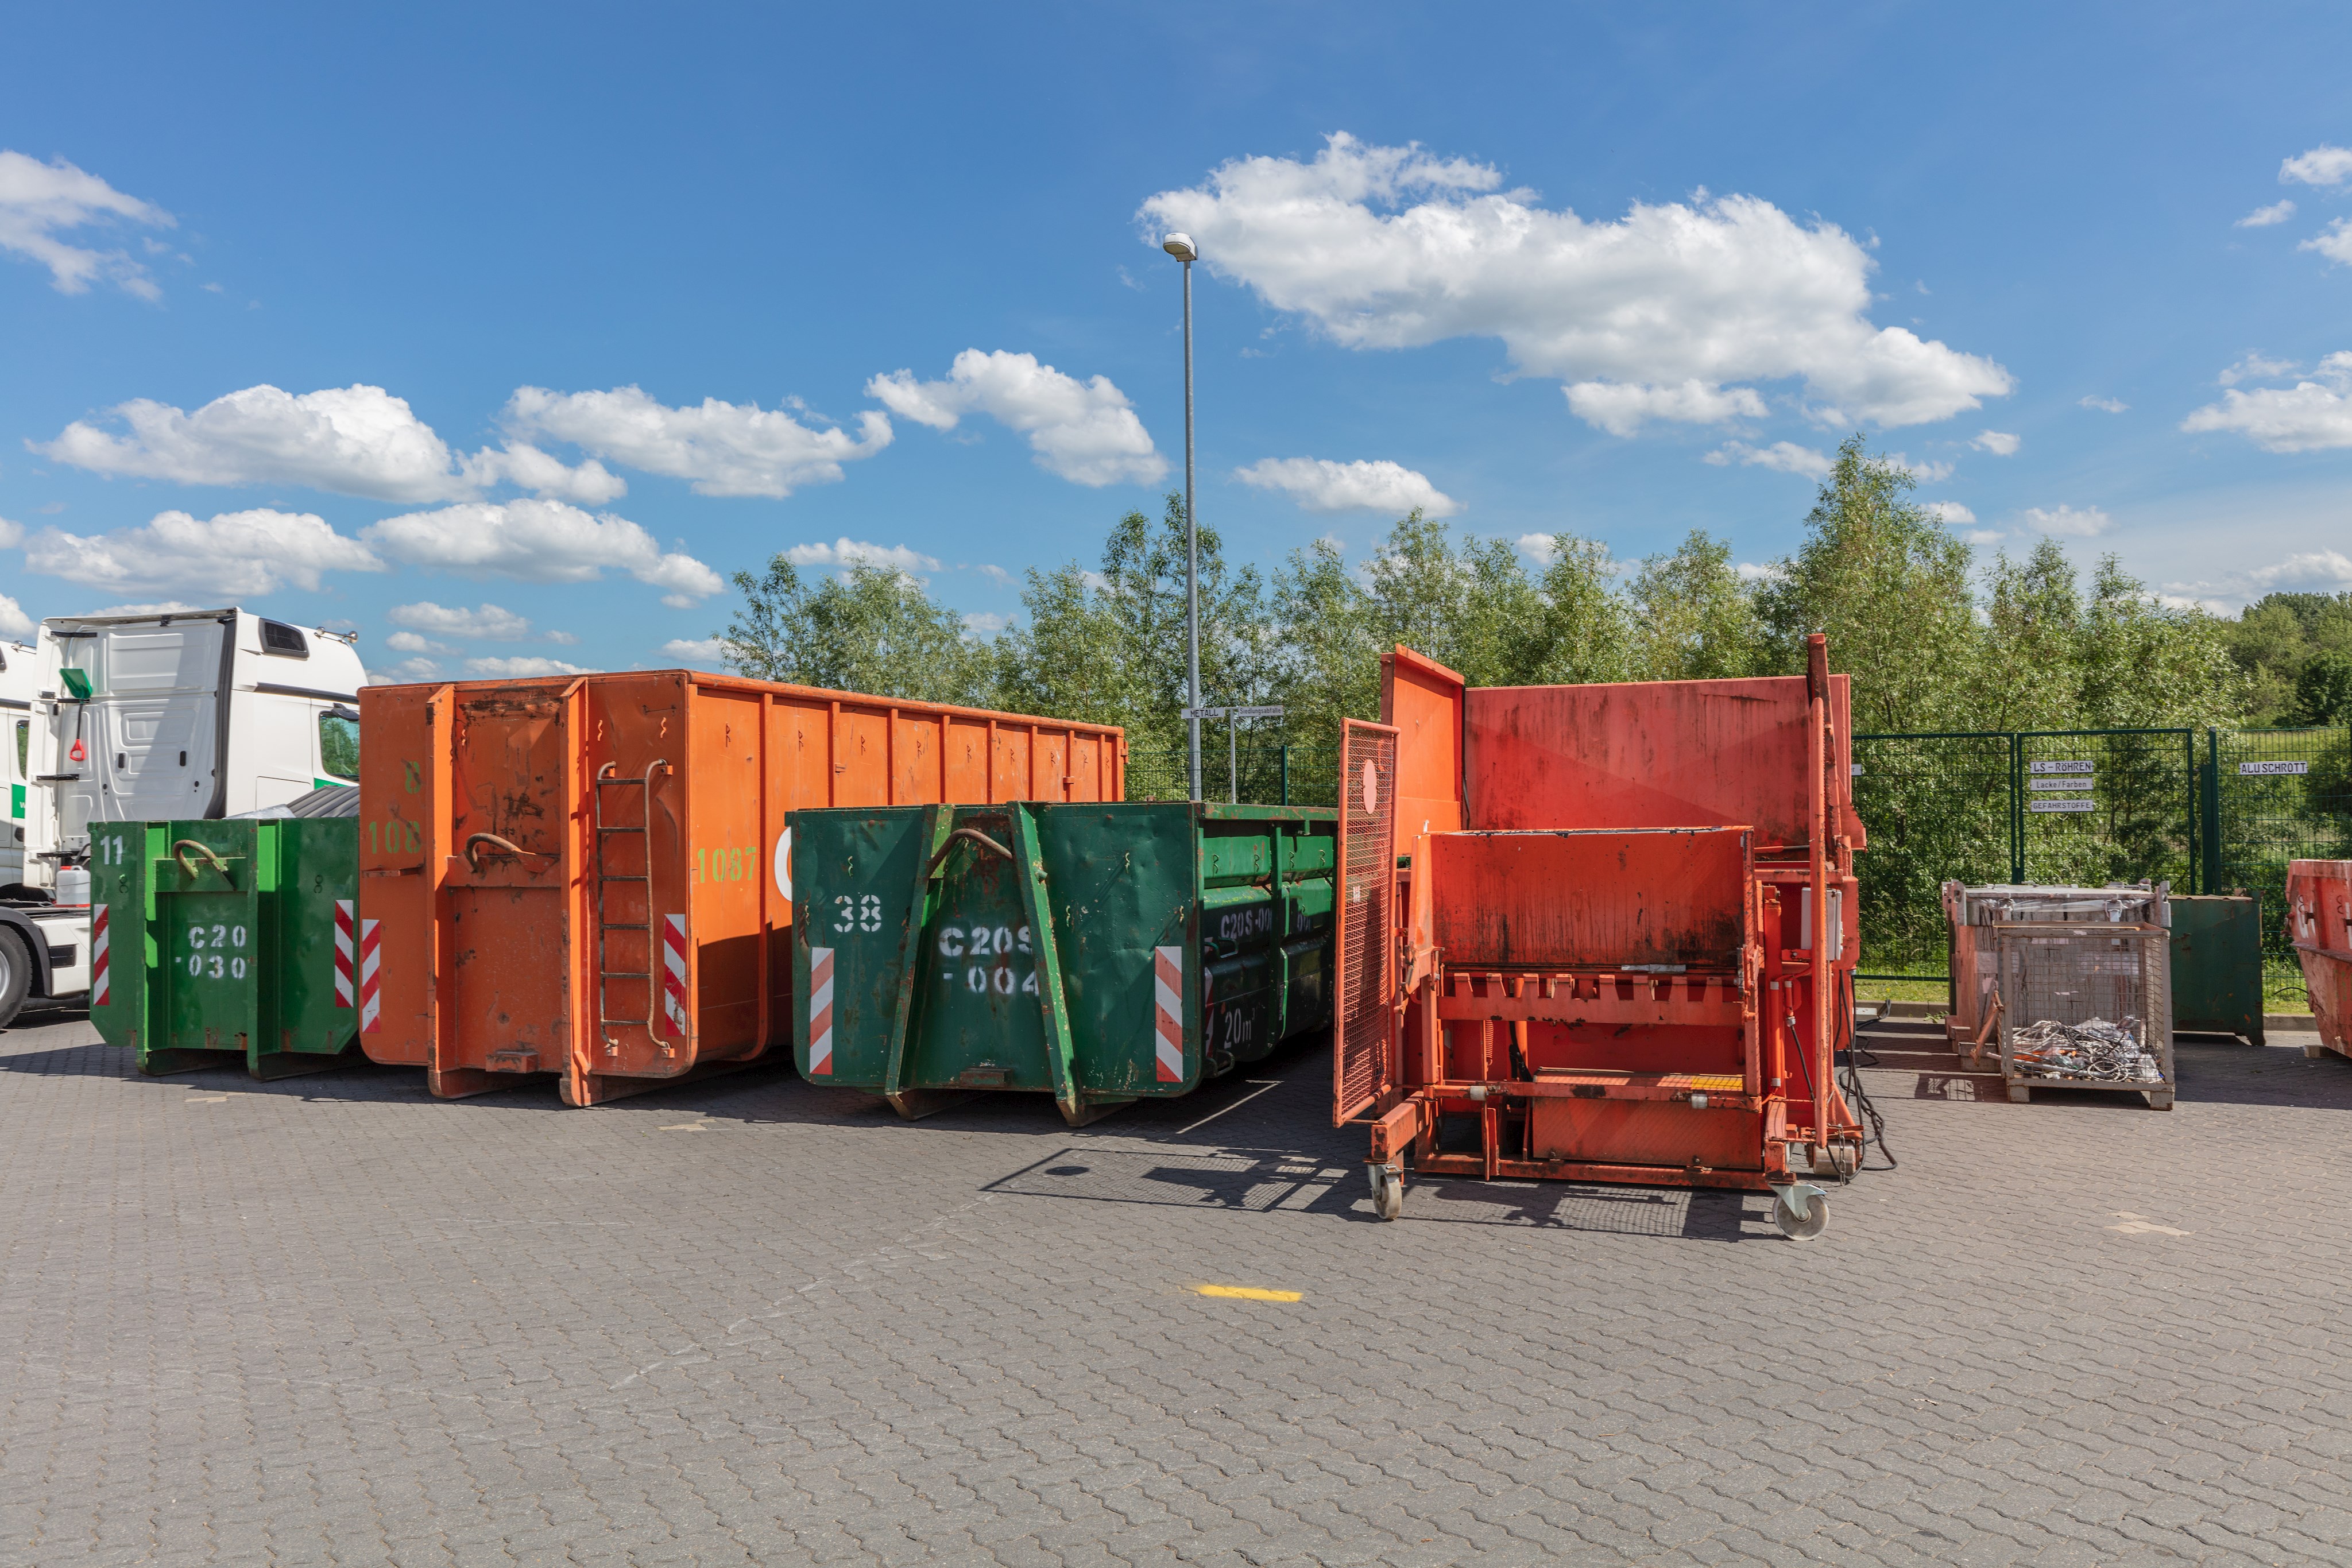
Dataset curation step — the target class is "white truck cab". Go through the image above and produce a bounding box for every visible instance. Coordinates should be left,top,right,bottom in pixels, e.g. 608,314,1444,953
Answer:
1,640,35,892
0,609,362,1027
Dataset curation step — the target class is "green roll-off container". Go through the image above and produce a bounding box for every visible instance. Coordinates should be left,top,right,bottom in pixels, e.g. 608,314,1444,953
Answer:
87,817,365,1078
792,801,1337,1124
2169,892,2265,1044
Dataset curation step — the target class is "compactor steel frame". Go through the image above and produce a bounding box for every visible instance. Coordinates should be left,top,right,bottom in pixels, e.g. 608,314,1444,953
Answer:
1334,637,1866,1236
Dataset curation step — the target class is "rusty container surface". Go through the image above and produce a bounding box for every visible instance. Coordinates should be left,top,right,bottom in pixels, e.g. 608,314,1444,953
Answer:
2288,860,2352,1059
1342,638,1866,1236
357,670,1123,1104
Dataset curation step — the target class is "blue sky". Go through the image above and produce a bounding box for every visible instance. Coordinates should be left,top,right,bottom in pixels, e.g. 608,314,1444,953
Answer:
3,3,2349,680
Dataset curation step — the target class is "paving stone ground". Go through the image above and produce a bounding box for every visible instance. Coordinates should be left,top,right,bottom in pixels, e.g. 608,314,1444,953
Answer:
3,1004,2349,1567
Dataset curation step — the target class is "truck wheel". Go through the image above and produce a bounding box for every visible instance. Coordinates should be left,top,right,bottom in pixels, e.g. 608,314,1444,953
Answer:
0,927,30,1029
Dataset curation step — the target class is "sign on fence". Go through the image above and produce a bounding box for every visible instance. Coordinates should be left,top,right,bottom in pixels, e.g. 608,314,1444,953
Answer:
2237,760,2310,776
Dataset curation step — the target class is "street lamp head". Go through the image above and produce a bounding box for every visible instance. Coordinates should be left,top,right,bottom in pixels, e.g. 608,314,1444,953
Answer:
1161,233,1198,262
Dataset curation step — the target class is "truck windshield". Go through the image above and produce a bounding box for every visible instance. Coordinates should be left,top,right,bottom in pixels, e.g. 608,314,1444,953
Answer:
319,710,358,781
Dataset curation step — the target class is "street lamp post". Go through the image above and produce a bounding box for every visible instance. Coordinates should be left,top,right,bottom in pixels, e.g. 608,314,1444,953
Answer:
1163,231,1202,803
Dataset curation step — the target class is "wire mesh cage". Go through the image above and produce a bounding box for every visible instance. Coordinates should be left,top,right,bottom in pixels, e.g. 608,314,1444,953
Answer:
1994,923,2174,1107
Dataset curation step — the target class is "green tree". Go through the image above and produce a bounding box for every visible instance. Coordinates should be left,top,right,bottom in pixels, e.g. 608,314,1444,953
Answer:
718,555,993,706
2074,557,2247,730
1627,530,1766,681
1509,532,1635,685
1266,536,1382,750
1352,510,1547,685
1977,539,2086,731
995,492,1266,758
1758,434,1980,731
2294,649,2352,724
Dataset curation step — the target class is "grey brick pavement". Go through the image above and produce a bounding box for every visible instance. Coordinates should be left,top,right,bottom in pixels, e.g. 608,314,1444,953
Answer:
2,1004,2349,1566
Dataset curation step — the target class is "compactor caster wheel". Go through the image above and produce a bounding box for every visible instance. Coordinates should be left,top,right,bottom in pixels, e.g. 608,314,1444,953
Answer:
1771,1186,1828,1241
1368,1164,1405,1222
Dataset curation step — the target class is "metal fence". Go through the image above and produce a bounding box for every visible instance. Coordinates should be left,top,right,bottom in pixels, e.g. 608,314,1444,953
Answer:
2211,726,2352,966
1125,746,1340,806
1852,724,2351,981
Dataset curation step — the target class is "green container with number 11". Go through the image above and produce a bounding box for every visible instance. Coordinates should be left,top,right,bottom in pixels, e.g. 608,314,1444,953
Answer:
88,816,364,1079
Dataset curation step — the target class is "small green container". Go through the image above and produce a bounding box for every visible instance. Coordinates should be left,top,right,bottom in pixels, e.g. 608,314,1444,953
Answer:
87,818,363,1078
791,801,1337,1124
2170,893,2265,1044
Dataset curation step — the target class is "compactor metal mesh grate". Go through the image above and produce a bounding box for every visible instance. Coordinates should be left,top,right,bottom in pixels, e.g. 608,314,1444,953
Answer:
1334,721,1397,1122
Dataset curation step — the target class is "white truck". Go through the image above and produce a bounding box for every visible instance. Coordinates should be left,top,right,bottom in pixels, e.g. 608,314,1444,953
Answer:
0,609,365,1028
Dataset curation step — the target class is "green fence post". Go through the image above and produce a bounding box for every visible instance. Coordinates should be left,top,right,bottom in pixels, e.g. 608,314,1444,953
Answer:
2200,728,2221,895
2008,731,2025,884
1280,745,1291,806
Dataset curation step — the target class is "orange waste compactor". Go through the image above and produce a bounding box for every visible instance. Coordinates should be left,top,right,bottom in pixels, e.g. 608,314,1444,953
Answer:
1333,635,1869,1238
2287,859,2352,1062
357,670,1124,1104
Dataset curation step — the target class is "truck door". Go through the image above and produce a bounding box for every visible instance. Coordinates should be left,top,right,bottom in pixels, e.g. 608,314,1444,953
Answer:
50,621,226,842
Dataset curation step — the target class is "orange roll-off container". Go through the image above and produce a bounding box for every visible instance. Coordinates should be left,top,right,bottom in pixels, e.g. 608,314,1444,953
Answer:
357,671,1124,1104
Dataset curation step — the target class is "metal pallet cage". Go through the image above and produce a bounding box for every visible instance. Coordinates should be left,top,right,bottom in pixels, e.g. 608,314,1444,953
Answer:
1994,923,2174,1109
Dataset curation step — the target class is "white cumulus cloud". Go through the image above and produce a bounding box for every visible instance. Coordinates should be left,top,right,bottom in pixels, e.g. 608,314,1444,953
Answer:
2079,396,2129,413
502,385,892,498
1971,430,2021,456
361,499,724,606
463,656,589,678
2301,219,2352,266
22,508,384,596
2219,353,2298,386
867,350,1166,486
1138,133,2012,433
1703,440,1832,478
388,601,533,641
1233,456,1461,516
660,637,727,663
2181,353,2352,452
2020,505,2113,538
2237,200,2297,229
2281,145,2352,188
458,443,626,505
34,384,620,504
1566,381,1769,437
0,514,21,548
2249,549,2352,590
384,631,451,655
0,593,31,637
0,150,174,299
1923,501,1976,526
786,538,942,574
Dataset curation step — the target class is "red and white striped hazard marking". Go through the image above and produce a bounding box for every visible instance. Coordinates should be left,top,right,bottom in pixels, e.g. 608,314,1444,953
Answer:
808,946,834,1075
358,919,381,1032
662,914,688,1035
90,904,110,1006
333,900,355,1008
1154,944,1184,1083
